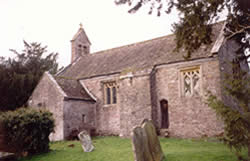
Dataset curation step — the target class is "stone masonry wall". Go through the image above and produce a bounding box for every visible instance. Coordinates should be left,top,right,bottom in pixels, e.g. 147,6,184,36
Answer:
63,100,96,138
119,70,152,137
80,58,223,138
80,75,120,135
155,58,224,138
81,70,152,137
29,73,65,141
71,31,90,63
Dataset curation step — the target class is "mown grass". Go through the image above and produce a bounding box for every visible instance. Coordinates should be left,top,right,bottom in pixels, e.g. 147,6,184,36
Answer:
18,136,247,161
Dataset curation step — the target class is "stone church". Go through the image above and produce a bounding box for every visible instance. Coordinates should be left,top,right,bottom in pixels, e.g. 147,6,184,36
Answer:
29,23,226,141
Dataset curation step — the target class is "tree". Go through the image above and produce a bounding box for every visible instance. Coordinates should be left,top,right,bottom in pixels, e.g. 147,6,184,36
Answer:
115,0,250,59
208,65,250,160
115,0,250,160
0,41,59,111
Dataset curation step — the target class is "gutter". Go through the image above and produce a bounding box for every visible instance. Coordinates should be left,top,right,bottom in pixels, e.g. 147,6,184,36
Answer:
64,97,96,102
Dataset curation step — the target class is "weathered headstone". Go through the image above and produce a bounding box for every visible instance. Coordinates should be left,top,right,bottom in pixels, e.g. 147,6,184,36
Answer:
0,152,16,161
143,120,164,161
132,127,154,161
132,119,164,161
78,130,94,152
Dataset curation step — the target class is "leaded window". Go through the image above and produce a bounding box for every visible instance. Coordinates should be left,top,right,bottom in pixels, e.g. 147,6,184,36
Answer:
103,81,117,105
181,67,201,96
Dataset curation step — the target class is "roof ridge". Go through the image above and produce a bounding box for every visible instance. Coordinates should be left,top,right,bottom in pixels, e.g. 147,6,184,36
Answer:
59,22,224,79
90,33,174,55
89,21,225,56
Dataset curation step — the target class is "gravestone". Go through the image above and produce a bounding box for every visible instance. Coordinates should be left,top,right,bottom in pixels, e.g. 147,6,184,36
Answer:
78,130,94,152
0,152,16,161
132,127,154,161
132,119,164,161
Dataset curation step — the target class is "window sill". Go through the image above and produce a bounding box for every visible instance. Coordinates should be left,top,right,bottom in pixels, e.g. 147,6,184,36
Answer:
103,104,117,108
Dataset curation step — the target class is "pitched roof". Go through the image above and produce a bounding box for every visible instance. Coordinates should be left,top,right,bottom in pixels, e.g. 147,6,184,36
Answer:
71,27,91,45
58,22,223,79
55,77,95,101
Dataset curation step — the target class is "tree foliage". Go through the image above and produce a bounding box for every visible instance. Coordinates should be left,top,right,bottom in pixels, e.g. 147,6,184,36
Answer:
0,41,59,111
115,0,250,59
208,66,250,160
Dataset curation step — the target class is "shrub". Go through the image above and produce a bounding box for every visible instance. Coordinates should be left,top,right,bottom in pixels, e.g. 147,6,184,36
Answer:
0,107,55,155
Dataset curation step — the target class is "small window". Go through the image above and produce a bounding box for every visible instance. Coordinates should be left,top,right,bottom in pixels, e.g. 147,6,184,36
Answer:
37,103,42,107
103,81,117,105
181,67,201,96
78,44,82,55
82,114,86,123
112,86,117,104
106,87,111,104
83,46,88,53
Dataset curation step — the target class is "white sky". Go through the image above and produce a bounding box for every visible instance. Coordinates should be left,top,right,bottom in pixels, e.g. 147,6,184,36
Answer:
0,0,179,67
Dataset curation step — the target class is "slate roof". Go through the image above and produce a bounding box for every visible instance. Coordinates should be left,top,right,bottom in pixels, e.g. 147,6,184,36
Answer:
55,77,95,101
58,22,223,80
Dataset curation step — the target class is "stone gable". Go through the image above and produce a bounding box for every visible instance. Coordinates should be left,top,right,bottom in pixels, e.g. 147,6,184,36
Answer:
29,72,65,141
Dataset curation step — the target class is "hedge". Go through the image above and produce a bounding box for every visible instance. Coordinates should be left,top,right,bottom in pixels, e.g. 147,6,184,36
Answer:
0,107,55,156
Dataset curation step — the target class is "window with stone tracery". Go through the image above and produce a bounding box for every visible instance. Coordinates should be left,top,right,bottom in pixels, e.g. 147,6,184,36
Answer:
103,81,117,105
181,67,201,97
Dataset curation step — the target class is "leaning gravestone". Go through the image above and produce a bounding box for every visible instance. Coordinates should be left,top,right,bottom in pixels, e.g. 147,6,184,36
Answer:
78,130,94,152
132,119,164,161
132,126,154,161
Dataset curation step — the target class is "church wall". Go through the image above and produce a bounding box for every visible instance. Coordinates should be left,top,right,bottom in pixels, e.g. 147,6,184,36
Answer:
29,73,64,141
80,58,224,138
80,75,121,136
81,70,153,137
63,100,96,138
119,70,152,137
155,57,224,138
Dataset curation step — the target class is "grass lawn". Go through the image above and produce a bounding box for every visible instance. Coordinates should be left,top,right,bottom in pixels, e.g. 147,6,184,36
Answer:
18,136,247,161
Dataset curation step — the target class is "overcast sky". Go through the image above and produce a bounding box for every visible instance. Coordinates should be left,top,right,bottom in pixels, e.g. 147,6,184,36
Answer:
0,0,180,67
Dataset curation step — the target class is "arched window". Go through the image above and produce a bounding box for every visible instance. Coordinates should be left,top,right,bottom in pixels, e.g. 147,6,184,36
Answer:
180,66,201,96
103,81,117,105
78,44,82,55
83,46,88,54
160,99,169,129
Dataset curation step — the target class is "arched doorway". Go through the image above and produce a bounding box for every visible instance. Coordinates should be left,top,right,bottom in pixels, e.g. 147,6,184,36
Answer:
160,99,169,129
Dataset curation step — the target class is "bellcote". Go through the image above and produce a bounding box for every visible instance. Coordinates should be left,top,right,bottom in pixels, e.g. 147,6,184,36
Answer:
71,24,91,63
